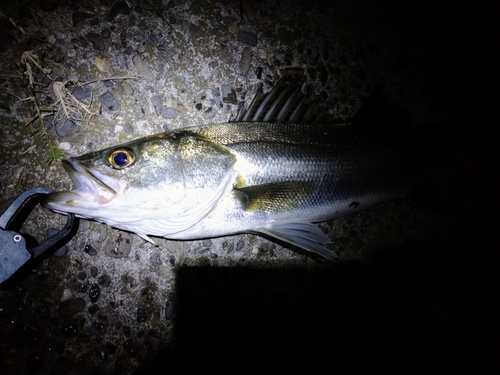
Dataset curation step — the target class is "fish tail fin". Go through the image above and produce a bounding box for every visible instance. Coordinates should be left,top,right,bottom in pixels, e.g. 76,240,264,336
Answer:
257,221,338,261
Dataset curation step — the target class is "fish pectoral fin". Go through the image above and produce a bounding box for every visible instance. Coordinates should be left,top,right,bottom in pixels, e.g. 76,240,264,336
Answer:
257,221,338,261
235,182,314,213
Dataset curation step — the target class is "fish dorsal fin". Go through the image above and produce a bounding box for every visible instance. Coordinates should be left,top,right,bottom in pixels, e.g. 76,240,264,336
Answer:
235,182,315,213
230,72,335,123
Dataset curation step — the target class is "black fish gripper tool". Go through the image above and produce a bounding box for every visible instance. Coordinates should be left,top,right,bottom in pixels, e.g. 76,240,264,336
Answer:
0,188,76,286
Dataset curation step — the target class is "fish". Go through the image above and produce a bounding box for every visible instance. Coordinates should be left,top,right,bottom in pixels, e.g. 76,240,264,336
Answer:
41,72,439,261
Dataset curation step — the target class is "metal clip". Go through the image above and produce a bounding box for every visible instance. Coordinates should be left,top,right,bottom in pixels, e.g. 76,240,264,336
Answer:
0,188,77,285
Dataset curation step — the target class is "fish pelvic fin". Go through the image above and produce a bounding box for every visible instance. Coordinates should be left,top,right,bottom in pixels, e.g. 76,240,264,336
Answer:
257,221,337,261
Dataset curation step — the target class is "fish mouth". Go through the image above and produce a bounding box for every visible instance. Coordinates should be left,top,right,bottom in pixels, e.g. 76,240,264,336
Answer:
41,158,122,213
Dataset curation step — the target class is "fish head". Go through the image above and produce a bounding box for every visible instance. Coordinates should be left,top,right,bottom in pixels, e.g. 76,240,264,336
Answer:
42,132,236,236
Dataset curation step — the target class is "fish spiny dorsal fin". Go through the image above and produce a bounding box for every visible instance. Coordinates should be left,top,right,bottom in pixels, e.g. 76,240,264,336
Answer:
230,70,335,123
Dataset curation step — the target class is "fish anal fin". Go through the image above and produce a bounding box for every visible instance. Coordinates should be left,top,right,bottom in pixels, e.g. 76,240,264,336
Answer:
235,182,314,213
257,221,337,261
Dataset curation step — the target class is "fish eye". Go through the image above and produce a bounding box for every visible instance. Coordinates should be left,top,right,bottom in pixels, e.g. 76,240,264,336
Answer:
108,149,135,169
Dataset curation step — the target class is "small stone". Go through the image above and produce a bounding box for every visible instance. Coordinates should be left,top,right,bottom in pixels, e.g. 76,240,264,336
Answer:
87,321,105,335
47,34,56,44
72,11,94,27
138,21,147,30
86,32,105,52
84,244,97,256
104,231,133,258
98,274,112,288
122,82,133,95
55,119,78,138
53,48,64,63
88,304,100,315
90,266,98,277
132,55,154,82
188,24,197,36
53,244,69,257
165,300,174,320
148,33,158,46
100,227,107,241
94,55,112,73
77,272,86,280
96,346,108,361
121,275,134,285
195,103,202,110
221,84,237,104
73,86,91,101
76,283,87,293
151,95,163,115
120,30,126,41
58,298,85,318
77,62,89,73
105,1,130,22
162,107,177,119
60,288,73,301
256,66,263,79
218,50,233,64
101,28,111,39
57,141,71,151
236,240,244,251
237,31,257,46
99,92,120,111
137,308,147,323
124,124,134,132
202,239,213,247
89,283,100,303
150,253,162,265
129,15,136,26
257,48,268,60
239,47,252,76
228,21,238,34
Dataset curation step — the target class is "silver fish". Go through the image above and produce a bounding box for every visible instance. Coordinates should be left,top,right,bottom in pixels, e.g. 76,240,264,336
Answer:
41,74,434,260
